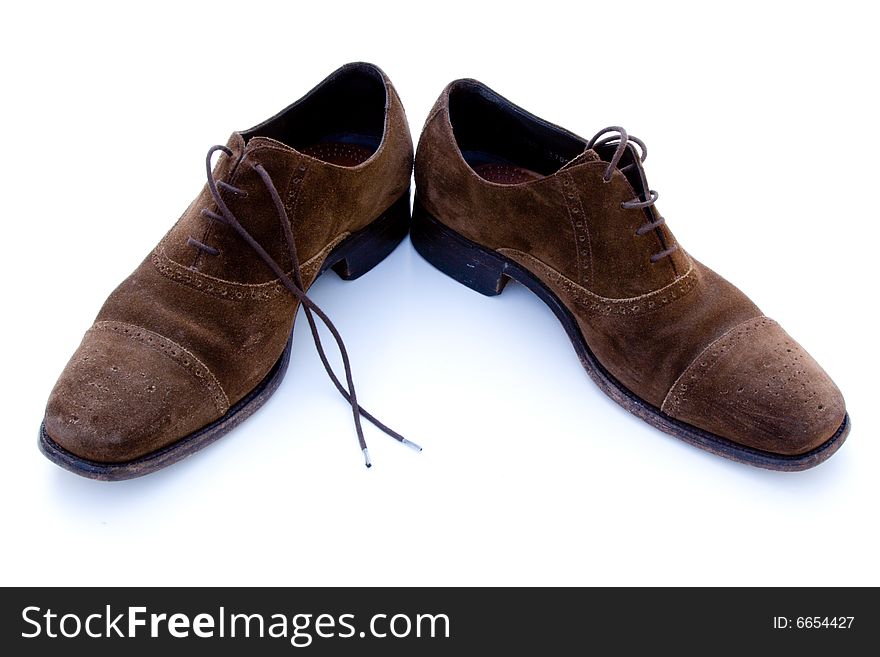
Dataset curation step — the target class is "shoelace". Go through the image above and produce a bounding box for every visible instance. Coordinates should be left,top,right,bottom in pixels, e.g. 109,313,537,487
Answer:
188,144,421,467
586,126,679,263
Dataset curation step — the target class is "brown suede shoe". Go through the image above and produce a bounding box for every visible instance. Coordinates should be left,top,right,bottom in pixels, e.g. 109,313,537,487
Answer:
41,63,417,479
412,79,849,471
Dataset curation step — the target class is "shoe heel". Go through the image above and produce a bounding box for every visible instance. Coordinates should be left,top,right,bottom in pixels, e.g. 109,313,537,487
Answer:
411,197,510,296
330,189,411,280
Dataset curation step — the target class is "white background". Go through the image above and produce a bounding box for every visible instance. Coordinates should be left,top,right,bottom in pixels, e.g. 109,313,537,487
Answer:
2,1,877,587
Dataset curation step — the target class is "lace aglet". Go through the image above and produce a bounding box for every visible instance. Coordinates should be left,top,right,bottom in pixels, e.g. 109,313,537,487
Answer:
362,448,372,468
401,438,423,453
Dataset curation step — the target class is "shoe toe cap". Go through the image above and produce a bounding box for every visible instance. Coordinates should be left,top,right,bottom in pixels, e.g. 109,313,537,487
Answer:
43,322,227,463
662,317,846,456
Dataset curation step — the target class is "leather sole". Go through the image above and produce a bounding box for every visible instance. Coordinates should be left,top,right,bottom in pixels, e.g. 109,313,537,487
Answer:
410,198,849,472
38,190,412,481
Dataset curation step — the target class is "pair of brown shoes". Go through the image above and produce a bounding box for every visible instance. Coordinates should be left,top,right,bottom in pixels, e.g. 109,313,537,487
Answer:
40,63,849,479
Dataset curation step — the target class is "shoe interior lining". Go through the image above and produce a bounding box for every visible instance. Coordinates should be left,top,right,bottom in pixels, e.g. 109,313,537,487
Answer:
448,82,585,183
242,65,386,166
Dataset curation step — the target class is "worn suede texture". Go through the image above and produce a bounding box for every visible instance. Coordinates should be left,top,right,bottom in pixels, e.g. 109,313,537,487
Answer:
414,79,845,456
44,63,413,463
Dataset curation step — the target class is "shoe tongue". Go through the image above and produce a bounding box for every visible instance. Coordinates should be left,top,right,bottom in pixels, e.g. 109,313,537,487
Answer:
606,141,658,223
620,143,651,198
589,138,653,199
558,148,600,171
207,132,247,182
558,142,651,199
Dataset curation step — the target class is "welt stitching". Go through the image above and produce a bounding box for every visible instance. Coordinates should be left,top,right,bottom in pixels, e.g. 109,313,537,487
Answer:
661,316,776,414
91,320,230,415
